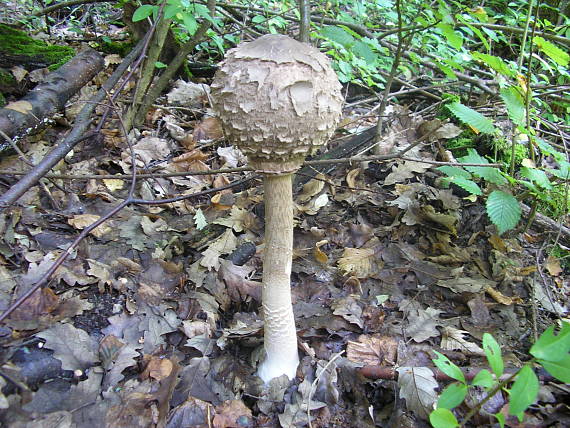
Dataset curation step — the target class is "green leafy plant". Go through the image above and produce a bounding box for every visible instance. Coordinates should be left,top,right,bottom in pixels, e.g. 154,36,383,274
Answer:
430,322,570,428
132,0,217,36
438,148,521,234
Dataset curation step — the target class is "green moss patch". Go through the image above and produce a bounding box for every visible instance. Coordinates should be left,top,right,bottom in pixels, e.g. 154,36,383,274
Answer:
0,24,75,70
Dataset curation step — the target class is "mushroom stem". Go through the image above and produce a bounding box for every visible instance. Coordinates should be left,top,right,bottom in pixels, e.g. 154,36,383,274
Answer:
257,173,299,383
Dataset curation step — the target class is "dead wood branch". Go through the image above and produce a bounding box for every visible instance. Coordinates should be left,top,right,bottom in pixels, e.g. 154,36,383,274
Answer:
522,203,570,245
0,39,147,209
0,48,104,140
31,0,112,17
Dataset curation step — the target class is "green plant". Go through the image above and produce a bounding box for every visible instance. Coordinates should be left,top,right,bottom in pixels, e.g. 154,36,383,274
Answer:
132,0,217,37
438,148,521,234
430,322,570,428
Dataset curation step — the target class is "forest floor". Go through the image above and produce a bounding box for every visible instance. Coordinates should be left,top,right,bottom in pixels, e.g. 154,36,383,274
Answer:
0,18,569,428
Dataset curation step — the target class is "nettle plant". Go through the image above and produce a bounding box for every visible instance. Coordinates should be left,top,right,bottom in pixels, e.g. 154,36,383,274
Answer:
429,322,570,428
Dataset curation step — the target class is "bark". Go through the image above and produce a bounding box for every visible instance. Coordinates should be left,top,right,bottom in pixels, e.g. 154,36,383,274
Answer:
0,38,146,209
0,48,104,141
124,14,171,131
257,173,299,382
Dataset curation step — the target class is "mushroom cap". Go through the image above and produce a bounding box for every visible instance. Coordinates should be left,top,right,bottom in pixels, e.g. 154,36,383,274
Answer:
211,34,343,174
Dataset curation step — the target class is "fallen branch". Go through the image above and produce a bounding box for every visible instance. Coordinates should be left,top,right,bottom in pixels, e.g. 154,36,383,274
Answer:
0,38,147,209
0,48,104,140
358,364,555,383
31,0,112,17
0,175,253,323
522,203,570,245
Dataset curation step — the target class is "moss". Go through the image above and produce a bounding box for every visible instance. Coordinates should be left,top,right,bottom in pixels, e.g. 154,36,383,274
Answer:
490,137,528,167
97,39,135,57
0,92,5,107
0,24,75,69
0,68,16,88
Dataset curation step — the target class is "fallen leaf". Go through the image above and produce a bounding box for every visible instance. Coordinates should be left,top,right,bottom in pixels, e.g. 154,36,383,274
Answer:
484,286,521,305
337,247,375,278
384,161,430,186
5,100,33,114
397,367,438,419
167,79,209,107
545,255,562,276
11,65,28,82
213,206,257,233
298,173,326,203
440,326,484,355
100,335,140,388
36,323,99,371
68,214,111,238
213,400,252,428
313,240,329,264
143,356,174,381
103,178,125,192
346,168,361,189
200,229,238,270
331,296,363,329
347,334,398,366
9,287,59,321
104,54,122,66
218,259,261,302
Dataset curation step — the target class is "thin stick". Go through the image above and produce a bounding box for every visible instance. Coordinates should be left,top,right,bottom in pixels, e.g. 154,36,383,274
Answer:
307,351,344,428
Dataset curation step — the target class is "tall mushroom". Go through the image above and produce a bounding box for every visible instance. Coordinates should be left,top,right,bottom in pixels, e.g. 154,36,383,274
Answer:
211,34,343,383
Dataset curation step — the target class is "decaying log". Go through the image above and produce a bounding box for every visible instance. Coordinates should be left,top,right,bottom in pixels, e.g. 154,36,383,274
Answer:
0,48,104,141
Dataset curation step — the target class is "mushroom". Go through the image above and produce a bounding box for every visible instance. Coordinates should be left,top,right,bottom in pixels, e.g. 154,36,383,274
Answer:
211,34,343,383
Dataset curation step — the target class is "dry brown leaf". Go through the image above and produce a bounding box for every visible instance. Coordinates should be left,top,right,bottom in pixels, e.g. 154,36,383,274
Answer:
218,259,261,302
346,168,360,189
182,320,212,338
143,356,174,381
11,65,28,82
488,234,507,252
346,334,397,366
200,229,238,270
213,206,257,233
545,255,563,276
212,173,231,189
213,399,252,428
313,239,329,264
10,287,59,321
440,326,484,355
104,54,122,66
5,100,33,114
172,149,209,165
193,116,223,143
337,247,375,278
298,173,326,203
211,191,234,210
484,286,522,305
103,178,125,192
68,214,111,238
297,193,329,215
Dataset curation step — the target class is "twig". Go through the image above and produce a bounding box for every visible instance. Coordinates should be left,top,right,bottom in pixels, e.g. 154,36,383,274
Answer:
134,0,217,126
298,0,310,43
0,34,150,209
0,175,253,323
307,351,344,428
374,0,411,153
358,365,554,382
31,0,111,17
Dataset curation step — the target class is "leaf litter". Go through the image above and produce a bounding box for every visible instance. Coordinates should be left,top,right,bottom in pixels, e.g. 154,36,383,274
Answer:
0,69,568,428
